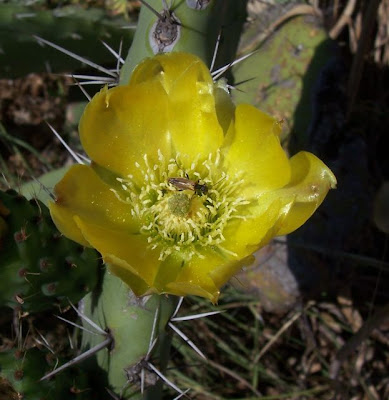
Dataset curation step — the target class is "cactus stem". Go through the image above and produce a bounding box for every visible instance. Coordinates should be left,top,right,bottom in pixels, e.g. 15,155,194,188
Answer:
118,344,159,394
138,0,162,19
138,312,160,394
168,322,206,359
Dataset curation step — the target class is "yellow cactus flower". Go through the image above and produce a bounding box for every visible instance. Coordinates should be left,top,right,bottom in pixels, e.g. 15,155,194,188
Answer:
49,52,336,303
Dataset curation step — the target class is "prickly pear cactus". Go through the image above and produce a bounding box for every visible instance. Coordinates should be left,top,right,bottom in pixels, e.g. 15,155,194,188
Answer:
0,189,100,313
1,1,337,399
0,348,89,399
81,272,176,398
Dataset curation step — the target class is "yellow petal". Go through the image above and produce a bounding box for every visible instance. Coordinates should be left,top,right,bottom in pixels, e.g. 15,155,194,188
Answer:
50,202,88,247
130,52,210,94
49,164,138,247
164,251,223,302
220,152,335,258
105,256,150,297
165,281,219,303
74,217,161,287
223,104,291,197
79,82,170,180
80,53,228,178
131,52,226,165
220,198,292,259
166,58,225,164
152,253,186,291
214,82,235,135
166,250,233,303
166,250,255,303
208,254,256,293
271,151,336,235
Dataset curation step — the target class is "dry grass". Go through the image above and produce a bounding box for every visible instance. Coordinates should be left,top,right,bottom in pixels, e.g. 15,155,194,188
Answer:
165,286,389,399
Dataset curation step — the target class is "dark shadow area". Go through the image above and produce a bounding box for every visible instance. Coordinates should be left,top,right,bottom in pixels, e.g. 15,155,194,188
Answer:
287,38,389,311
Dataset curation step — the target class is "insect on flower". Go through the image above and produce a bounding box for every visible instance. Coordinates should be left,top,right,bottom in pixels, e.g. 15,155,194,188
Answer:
168,176,209,196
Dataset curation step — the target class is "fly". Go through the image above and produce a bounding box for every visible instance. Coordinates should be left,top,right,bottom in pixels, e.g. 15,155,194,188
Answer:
168,177,208,196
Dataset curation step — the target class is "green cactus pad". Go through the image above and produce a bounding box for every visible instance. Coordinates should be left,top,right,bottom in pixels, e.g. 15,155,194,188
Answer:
0,348,90,399
81,271,176,398
232,15,334,145
0,189,100,313
120,0,247,84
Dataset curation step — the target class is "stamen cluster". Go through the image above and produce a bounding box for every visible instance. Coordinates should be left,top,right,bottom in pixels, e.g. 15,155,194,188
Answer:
112,150,248,261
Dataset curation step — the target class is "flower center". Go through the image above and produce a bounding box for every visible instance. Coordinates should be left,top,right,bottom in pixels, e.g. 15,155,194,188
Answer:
111,150,248,261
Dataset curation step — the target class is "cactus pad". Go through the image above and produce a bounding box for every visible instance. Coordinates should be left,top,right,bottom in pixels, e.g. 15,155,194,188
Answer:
0,189,100,313
0,348,90,399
